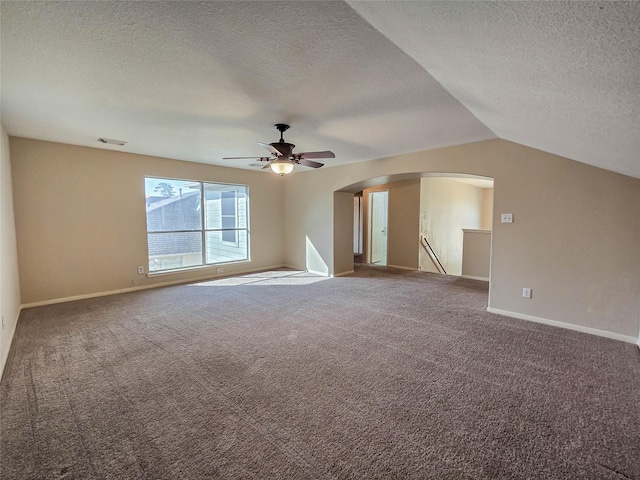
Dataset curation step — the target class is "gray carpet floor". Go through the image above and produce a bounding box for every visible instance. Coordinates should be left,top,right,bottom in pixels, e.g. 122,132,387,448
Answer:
1,265,639,479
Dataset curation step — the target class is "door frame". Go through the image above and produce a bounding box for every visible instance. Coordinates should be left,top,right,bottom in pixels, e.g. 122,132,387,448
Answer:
369,190,389,265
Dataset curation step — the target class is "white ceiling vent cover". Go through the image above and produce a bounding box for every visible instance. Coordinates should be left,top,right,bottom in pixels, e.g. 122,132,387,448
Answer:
98,137,128,146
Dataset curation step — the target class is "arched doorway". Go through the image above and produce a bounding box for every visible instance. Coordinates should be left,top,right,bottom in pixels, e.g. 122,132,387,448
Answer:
338,172,494,280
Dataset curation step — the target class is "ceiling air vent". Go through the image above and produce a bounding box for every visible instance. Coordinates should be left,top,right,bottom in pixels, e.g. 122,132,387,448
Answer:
98,137,127,146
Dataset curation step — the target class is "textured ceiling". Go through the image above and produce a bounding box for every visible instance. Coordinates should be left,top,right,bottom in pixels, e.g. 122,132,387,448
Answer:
349,1,640,178
1,1,638,178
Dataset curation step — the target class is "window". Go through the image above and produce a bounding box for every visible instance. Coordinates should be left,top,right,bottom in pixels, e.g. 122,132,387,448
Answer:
220,190,237,244
145,177,249,272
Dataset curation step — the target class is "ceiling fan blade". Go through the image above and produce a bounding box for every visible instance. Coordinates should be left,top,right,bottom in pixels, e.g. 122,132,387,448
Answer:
223,156,264,160
298,158,324,169
258,142,282,156
298,150,335,159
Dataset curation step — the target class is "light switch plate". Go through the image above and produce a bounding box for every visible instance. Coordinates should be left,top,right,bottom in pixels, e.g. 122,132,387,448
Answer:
501,213,513,223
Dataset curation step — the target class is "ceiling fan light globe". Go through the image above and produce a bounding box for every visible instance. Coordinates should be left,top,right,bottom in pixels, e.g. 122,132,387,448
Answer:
270,159,295,175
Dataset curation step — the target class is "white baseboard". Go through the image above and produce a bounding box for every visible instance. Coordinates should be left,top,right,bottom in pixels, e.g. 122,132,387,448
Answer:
332,270,354,277
1,307,21,381
22,285,165,308
387,264,418,271
307,269,330,277
288,266,352,277
487,307,637,345
281,264,305,271
461,274,489,282
21,264,291,309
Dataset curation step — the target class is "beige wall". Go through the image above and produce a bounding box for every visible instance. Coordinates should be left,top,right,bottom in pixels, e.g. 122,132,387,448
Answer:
481,188,494,230
419,177,484,276
284,139,640,340
461,230,491,280
333,192,355,275
362,179,421,270
283,170,334,275
1,125,21,376
10,138,286,304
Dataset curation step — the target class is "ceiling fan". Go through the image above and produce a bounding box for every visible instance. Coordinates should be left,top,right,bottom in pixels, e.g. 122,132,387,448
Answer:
223,124,335,175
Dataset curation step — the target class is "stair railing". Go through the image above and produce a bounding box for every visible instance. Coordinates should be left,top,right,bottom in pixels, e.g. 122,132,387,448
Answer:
420,235,447,275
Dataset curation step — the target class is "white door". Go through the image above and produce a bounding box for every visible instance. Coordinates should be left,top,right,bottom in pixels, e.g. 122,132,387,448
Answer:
370,191,388,265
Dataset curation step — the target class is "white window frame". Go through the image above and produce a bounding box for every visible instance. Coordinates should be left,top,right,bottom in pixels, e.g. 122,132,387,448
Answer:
220,190,239,246
145,177,250,273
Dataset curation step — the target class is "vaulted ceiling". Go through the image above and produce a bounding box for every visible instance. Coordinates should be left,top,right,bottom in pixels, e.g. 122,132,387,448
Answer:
2,1,638,178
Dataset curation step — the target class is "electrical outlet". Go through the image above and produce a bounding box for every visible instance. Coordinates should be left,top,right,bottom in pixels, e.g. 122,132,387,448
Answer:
138,266,144,274
216,267,224,274
522,288,532,299
501,213,513,223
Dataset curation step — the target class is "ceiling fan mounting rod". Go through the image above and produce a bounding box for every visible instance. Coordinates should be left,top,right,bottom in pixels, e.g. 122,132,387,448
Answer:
274,123,290,142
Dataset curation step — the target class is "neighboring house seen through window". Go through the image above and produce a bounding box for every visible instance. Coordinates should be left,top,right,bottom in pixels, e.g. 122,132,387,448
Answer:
220,190,237,244
145,177,249,272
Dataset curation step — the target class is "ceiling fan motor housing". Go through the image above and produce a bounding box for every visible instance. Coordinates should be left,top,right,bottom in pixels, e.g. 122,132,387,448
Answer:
271,142,295,158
